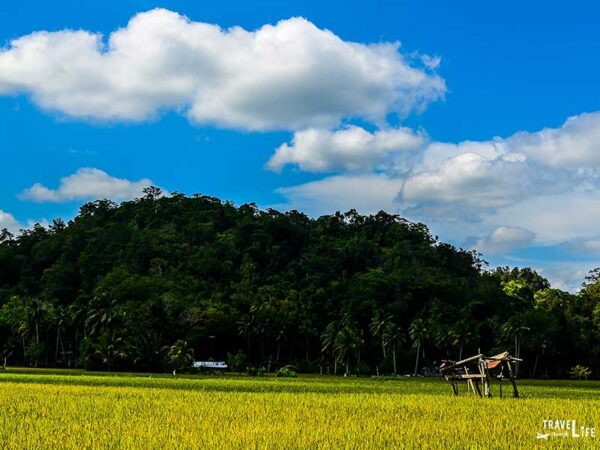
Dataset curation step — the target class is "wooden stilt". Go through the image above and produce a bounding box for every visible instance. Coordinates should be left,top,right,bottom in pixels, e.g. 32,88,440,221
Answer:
451,381,458,396
506,361,519,398
439,351,521,400
474,380,482,397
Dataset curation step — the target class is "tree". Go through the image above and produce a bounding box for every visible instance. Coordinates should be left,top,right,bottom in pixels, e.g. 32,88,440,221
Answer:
227,350,247,374
51,305,68,364
502,280,534,311
85,293,120,337
92,336,126,371
449,321,473,361
333,325,361,376
370,312,392,361
165,340,194,373
501,317,530,377
237,315,256,360
0,296,30,359
409,319,427,376
382,322,405,375
492,267,550,292
0,191,597,376
321,321,339,374
142,186,163,201
569,365,592,381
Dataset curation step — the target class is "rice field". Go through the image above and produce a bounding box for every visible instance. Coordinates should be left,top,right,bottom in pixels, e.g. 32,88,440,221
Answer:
0,369,598,449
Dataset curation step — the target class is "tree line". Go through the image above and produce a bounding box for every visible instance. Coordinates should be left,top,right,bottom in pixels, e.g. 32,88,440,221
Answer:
0,188,598,377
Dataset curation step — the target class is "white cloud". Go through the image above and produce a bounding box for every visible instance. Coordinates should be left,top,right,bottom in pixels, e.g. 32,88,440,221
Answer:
484,192,600,244
275,174,404,216
531,262,594,293
0,210,20,233
394,112,600,220
273,113,600,220
0,210,50,234
267,126,426,172
0,9,445,131
20,168,153,203
398,148,531,219
564,239,600,253
467,226,536,255
511,111,600,169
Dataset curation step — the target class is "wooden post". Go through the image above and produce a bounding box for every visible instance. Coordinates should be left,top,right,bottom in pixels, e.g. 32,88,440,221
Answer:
478,359,492,398
474,380,482,397
465,366,476,396
499,376,503,398
506,361,519,398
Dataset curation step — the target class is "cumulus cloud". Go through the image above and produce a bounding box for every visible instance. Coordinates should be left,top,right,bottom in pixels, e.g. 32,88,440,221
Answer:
393,112,600,220
466,226,536,254
397,147,531,218
275,174,404,216
0,8,445,131
512,111,600,169
20,168,154,203
0,210,20,233
267,126,426,172
274,112,600,215
485,193,600,243
274,112,600,276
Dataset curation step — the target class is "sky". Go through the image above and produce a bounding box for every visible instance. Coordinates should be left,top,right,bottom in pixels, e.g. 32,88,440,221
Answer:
1,0,600,291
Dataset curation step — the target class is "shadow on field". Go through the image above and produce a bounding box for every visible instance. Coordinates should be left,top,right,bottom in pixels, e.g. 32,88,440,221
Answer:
0,368,599,399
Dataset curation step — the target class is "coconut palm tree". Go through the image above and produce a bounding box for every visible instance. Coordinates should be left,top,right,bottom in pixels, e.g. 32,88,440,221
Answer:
501,317,530,377
450,321,473,361
164,339,195,374
333,325,361,376
85,293,119,337
94,334,129,372
409,319,428,376
237,315,256,359
321,321,339,374
321,314,351,375
382,322,405,374
370,312,392,360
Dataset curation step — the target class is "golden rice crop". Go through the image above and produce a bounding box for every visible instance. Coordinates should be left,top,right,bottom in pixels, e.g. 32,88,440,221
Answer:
0,370,598,449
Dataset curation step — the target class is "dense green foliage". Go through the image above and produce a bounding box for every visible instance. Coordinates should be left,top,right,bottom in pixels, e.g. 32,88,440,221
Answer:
0,189,598,376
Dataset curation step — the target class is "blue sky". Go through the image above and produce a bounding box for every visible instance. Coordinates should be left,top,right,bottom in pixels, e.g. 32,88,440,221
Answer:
1,0,600,290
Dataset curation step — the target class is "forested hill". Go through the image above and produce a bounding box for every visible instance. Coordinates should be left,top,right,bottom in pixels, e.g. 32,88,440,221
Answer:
0,188,598,377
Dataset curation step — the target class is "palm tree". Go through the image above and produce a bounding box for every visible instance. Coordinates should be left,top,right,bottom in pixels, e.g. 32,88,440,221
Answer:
409,319,428,376
85,293,119,337
333,326,360,376
321,321,339,374
299,316,317,363
501,317,530,377
450,321,472,361
49,304,68,364
94,334,128,372
0,296,31,360
25,297,53,367
321,314,351,375
382,322,405,375
433,325,451,358
370,312,392,360
237,315,255,359
164,339,195,374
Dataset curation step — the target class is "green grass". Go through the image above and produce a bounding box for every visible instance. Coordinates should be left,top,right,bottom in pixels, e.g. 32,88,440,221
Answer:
0,368,598,448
